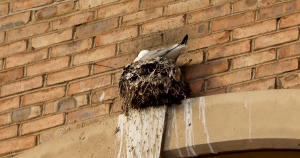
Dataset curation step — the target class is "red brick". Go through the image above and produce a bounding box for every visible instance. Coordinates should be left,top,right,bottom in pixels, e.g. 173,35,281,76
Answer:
74,94,89,107
21,113,64,135
112,98,123,113
91,86,118,103
67,104,109,123
280,12,300,28
233,19,276,39
0,12,30,30
119,34,162,55
51,38,92,58
0,136,36,155
254,28,298,49
94,54,136,74
95,26,138,46
0,31,4,44
279,72,300,88
233,0,276,12
11,106,41,122
188,4,230,24
35,2,74,21
0,97,19,113
27,56,69,76
142,0,176,8
211,0,231,5
256,59,298,78
0,112,11,126
208,69,252,89
176,50,203,67
141,15,185,35
6,49,48,68
185,59,228,80
76,18,118,38
0,3,9,16
231,78,275,92
212,11,255,31
232,49,276,69
0,125,18,140
73,45,116,65
32,29,72,49
207,40,251,60
203,88,226,96
278,42,300,59
0,68,23,84
12,0,53,12
53,12,93,30
188,79,204,94
166,0,209,15
47,65,90,85
23,86,65,106
68,74,111,95
98,0,139,19
113,71,122,85
188,31,230,51
122,7,163,26
1,76,43,96
79,0,118,10
258,0,300,20
0,40,27,58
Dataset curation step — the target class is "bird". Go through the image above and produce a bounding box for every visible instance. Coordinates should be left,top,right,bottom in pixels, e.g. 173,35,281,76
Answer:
133,34,188,62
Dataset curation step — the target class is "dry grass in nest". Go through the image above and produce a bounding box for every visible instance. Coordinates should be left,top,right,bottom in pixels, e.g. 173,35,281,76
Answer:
119,57,190,114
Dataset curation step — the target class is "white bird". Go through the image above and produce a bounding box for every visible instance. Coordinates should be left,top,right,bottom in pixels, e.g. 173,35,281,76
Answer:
133,34,188,62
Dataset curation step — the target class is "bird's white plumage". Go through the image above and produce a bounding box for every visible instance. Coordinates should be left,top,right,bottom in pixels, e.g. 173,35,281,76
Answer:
133,50,149,62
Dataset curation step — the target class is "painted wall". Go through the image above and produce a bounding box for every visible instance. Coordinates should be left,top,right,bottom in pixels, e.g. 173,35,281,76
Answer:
0,0,300,157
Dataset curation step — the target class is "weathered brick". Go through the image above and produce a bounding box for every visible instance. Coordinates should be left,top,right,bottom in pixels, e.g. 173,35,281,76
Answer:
21,113,64,135
0,3,9,16
1,76,43,96
208,69,252,89
280,12,300,28
93,54,136,74
27,56,69,76
166,0,209,15
6,49,48,68
67,104,109,123
12,0,53,12
0,68,23,84
207,40,251,60
68,74,111,95
142,0,176,8
212,11,255,31
256,59,298,78
95,26,138,46
203,88,226,96
231,78,275,92
0,12,30,30
0,40,27,58
119,34,163,55
23,86,65,106
279,72,300,88
211,0,233,5
233,19,276,39
51,38,92,58
11,105,41,122
98,0,139,19
233,0,276,12
176,50,203,67
35,2,74,21
112,98,123,113
185,59,228,80
74,94,88,107
258,0,300,20
0,112,11,126
76,18,118,38
0,31,4,44
188,79,204,94
0,97,19,113
47,65,89,85
278,42,300,59
232,49,276,69
122,7,163,26
57,97,76,112
0,125,18,140
32,29,72,49
79,0,119,10
188,4,230,24
188,31,230,51
91,86,118,103
113,71,122,85
141,15,185,35
43,101,57,115
53,12,93,30
0,136,36,155
254,28,298,49
73,45,115,65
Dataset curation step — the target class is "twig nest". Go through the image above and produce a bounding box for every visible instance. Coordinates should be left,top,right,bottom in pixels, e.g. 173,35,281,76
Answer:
119,57,189,114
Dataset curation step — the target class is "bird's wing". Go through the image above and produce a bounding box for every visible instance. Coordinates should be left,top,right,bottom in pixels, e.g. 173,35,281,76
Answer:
139,44,179,61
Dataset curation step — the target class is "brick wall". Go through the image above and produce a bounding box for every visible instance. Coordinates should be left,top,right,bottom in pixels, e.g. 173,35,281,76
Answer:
0,0,300,157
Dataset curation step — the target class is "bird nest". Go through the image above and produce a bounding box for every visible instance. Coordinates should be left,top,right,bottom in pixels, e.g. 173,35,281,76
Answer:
119,57,190,114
